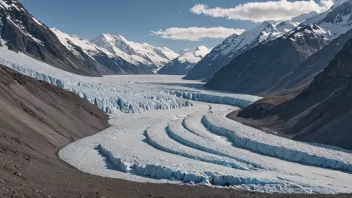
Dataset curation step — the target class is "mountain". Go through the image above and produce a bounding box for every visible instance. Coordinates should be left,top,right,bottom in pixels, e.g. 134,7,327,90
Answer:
51,28,153,74
0,0,104,76
267,29,352,94
205,24,329,94
236,36,352,149
158,46,211,75
91,34,179,71
184,21,299,81
206,1,352,95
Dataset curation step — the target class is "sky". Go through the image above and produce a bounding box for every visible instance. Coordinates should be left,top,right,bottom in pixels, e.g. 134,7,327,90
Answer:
18,0,336,52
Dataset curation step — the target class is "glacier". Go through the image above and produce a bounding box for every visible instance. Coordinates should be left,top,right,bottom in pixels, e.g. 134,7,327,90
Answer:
203,111,352,172
0,46,351,194
0,47,260,113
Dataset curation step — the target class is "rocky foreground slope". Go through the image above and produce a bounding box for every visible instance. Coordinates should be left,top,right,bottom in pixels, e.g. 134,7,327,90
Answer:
235,36,352,150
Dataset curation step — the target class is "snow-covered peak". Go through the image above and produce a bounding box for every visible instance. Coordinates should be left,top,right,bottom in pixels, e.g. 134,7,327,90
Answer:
300,0,352,40
91,34,179,68
51,28,114,58
275,21,300,33
178,46,211,64
208,21,296,60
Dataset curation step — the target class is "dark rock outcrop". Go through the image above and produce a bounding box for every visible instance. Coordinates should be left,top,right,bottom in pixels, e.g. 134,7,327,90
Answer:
237,37,352,149
205,25,328,95
0,0,103,76
267,29,352,94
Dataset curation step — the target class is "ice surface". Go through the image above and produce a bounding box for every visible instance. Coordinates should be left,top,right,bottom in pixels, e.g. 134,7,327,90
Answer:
0,46,259,114
60,103,351,194
0,46,351,194
203,111,352,172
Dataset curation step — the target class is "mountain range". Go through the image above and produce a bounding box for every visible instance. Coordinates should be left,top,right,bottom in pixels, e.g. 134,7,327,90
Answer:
91,33,179,71
0,0,101,76
184,20,299,81
236,33,352,149
158,46,211,75
205,0,352,95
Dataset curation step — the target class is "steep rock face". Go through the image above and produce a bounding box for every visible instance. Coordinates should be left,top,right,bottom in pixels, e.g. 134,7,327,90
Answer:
184,21,298,81
0,0,101,76
206,1,352,95
205,24,329,95
238,37,352,149
268,29,352,94
0,64,108,152
52,28,153,75
91,34,179,71
158,46,211,75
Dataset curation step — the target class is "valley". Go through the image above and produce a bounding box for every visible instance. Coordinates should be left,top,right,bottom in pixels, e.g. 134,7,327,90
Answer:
1,0,352,197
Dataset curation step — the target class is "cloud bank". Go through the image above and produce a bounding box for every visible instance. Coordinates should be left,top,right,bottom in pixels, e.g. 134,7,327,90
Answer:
151,27,245,41
190,0,336,22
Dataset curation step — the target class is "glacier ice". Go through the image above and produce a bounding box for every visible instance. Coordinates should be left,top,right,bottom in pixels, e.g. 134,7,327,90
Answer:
60,103,352,194
0,46,351,194
0,47,260,114
202,111,352,172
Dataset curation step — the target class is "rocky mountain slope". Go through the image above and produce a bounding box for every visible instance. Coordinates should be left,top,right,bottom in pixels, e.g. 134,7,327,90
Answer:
205,1,352,95
158,46,211,75
184,21,298,81
205,24,329,95
267,29,352,94
0,0,104,76
91,33,179,71
236,36,352,149
51,28,153,74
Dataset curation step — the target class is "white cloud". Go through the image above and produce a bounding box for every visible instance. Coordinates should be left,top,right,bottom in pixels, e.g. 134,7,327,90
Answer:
151,27,245,41
190,0,337,22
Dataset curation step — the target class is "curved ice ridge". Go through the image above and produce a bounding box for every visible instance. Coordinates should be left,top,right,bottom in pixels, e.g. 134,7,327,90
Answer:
97,144,278,187
203,112,352,172
166,119,263,169
167,90,257,109
144,125,249,170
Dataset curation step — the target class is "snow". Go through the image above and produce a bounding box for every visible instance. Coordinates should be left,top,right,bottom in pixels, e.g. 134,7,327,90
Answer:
209,20,298,61
0,46,259,113
203,111,352,172
0,1,10,9
51,28,114,58
0,44,351,194
31,17,44,27
300,0,352,41
91,33,179,68
59,103,352,194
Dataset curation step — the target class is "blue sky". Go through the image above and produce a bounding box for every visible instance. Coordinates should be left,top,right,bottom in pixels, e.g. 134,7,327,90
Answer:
19,0,332,52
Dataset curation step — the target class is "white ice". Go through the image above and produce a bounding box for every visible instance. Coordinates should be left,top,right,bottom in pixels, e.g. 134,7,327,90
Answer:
0,46,351,194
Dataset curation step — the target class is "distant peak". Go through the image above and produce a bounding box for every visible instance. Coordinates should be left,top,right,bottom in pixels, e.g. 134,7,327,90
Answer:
261,21,274,27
